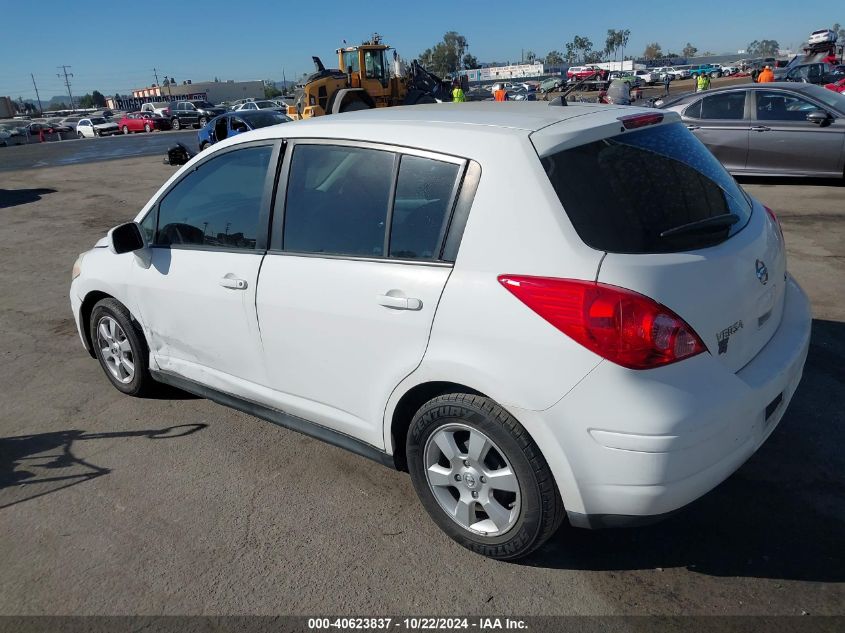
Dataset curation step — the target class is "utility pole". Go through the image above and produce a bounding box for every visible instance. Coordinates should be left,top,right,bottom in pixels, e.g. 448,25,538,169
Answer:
30,74,44,114
57,65,75,111
153,67,160,86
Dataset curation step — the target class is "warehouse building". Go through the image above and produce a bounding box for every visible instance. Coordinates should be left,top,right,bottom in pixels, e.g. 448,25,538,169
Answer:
107,79,265,110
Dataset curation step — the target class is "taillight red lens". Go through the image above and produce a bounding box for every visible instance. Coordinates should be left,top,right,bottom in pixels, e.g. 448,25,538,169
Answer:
498,275,706,370
617,112,664,129
764,205,783,240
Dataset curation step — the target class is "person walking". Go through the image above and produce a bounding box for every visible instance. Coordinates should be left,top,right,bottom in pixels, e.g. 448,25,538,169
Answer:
451,79,466,103
493,83,508,102
757,65,775,83
696,72,710,92
663,72,672,96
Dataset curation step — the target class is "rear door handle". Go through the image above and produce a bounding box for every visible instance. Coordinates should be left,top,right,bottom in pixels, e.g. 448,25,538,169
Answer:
751,126,771,132
219,276,248,290
377,294,422,311
686,124,701,130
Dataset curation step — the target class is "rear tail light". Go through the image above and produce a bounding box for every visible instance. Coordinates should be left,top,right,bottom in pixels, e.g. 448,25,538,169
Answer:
764,205,783,240
498,276,706,370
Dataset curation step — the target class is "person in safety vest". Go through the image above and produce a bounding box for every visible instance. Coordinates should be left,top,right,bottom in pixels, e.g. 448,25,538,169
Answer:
451,79,466,103
696,72,710,92
757,66,775,83
493,83,508,101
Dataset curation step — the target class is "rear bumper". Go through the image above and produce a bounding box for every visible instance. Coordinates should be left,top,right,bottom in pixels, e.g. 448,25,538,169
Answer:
529,275,811,525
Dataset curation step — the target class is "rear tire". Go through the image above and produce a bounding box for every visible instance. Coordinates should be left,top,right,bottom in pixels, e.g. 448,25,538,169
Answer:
122,126,129,135
144,123,151,133
198,116,208,127
407,393,565,560
339,98,370,113
171,118,181,130
89,298,156,397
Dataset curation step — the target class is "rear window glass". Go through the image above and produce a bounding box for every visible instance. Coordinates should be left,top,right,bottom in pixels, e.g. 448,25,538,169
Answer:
540,122,752,253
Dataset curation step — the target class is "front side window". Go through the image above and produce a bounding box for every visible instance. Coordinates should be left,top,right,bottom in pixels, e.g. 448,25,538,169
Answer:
756,91,820,121
155,145,272,250
699,92,746,120
364,50,386,81
389,156,459,259
283,145,395,256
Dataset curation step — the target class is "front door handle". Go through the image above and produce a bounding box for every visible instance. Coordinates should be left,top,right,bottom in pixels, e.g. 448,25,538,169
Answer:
686,124,701,130
219,276,248,290
751,126,771,132
377,294,422,311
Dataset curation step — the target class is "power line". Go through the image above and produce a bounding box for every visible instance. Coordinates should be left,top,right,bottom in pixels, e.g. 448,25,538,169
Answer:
56,65,75,111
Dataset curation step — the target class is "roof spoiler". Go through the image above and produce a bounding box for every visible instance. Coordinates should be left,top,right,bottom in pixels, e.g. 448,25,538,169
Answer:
547,96,567,107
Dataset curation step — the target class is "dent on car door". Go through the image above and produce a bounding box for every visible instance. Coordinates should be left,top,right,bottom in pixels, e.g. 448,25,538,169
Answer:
683,91,750,172
255,142,465,447
747,90,845,176
130,142,280,393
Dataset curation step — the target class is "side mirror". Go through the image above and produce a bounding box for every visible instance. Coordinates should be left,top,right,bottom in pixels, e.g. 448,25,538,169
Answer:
108,222,145,254
807,110,831,125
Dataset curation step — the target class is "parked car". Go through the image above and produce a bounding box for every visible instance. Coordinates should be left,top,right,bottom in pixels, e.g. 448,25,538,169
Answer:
671,66,693,78
70,102,811,559
808,29,837,45
825,77,845,94
776,62,832,84
141,102,170,116
659,83,845,177
820,64,845,84
609,71,643,88
76,116,119,138
233,100,285,112
689,64,721,78
0,122,26,146
566,65,600,80
59,115,83,130
117,112,171,134
168,100,227,130
539,77,564,93
509,88,537,101
721,65,739,76
197,110,291,150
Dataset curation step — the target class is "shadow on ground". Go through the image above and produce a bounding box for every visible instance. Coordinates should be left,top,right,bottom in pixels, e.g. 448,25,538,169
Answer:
0,188,57,208
523,319,845,583
0,423,207,509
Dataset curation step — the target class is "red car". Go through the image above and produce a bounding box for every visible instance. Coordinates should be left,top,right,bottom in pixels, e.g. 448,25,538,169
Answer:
116,112,170,134
566,65,601,80
824,77,845,94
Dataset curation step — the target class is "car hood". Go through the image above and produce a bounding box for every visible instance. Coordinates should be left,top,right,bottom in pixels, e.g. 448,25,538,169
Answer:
93,122,118,128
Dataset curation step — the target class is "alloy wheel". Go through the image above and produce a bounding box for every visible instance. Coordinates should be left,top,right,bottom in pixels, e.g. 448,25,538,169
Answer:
96,315,134,384
423,423,521,537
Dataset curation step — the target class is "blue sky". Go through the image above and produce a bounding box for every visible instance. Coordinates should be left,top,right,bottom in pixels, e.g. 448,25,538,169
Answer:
0,0,838,101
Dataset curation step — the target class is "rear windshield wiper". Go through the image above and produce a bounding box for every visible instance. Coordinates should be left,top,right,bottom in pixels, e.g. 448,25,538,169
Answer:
659,213,739,238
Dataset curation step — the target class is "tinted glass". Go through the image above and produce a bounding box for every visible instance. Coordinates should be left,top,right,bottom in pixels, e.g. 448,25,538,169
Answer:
242,111,290,127
699,92,746,120
540,122,752,253
156,145,271,250
283,145,394,256
389,156,459,259
756,91,819,121
683,99,702,118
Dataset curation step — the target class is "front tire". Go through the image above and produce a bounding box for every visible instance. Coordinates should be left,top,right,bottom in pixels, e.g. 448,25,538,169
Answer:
144,123,151,133
122,125,129,135
198,116,208,127
407,393,565,560
90,298,156,397
171,118,181,130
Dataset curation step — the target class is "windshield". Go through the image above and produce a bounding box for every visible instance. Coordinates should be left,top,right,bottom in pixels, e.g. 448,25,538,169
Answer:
191,101,214,108
808,86,845,113
242,111,290,127
540,122,753,253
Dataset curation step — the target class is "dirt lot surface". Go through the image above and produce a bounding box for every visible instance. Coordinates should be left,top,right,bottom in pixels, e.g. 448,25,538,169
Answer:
0,155,843,618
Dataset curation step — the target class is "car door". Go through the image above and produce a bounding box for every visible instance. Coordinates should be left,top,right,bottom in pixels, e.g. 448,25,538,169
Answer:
256,141,465,447
682,90,750,172
747,89,845,176
130,140,280,394
78,119,92,137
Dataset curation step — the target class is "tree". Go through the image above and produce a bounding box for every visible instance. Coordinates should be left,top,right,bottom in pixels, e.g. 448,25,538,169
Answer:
263,80,282,99
682,42,698,58
524,50,536,64
418,31,468,76
214,76,220,82
545,50,564,65
747,40,780,56
643,42,663,60
92,90,106,108
833,23,845,42
78,93,94,108
462,53,478,69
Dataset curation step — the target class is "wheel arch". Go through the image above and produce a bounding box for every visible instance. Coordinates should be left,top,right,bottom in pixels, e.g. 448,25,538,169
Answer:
79,290,114,357
328,88,375,115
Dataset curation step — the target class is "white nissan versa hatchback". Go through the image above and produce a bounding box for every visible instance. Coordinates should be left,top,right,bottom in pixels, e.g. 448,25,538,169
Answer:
70,102,811,559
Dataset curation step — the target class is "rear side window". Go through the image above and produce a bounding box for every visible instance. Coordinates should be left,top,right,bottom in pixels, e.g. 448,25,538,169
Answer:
540,122,752,253
389,156,459,259
699,92,746,119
